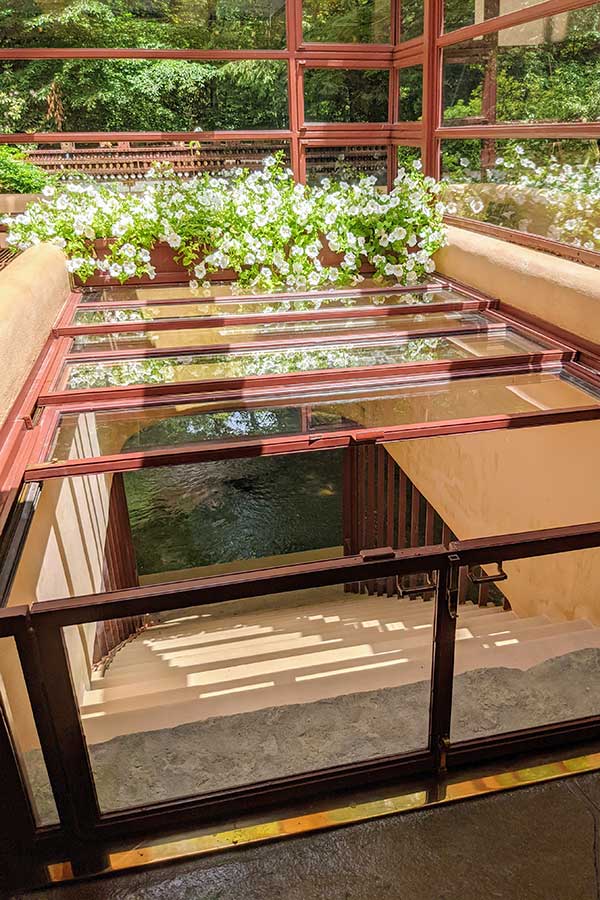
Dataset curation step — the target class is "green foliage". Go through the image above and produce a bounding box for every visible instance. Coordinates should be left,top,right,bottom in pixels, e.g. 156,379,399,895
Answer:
0,145,50,193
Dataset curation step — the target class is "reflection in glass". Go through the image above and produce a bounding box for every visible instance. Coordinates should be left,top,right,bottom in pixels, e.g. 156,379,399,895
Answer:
69,311,490,353
0,60,288,132
304,69,389,123
441,138,600,250
443,6,600,126
302,0,391,43
305,145,388,186
60,331,548,391
47,369,600,463
73,290,456,325
445,0,559,34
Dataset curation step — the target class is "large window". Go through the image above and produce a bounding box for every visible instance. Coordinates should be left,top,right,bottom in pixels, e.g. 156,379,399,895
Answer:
1,0,599,264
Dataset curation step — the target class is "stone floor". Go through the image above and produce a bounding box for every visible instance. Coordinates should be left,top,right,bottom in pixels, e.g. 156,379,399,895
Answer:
10,770,600,899
26,646,600,819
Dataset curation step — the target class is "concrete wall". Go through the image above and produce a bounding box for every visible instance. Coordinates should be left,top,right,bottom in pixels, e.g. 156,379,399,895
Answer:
385,419,600,625
0,244,69,429
435,225,600,350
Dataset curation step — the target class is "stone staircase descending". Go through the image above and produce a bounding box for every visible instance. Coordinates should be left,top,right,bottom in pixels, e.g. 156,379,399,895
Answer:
81,587,600,745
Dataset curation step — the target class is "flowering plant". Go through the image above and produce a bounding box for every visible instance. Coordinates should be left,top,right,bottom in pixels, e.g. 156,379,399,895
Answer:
442,145,600,250
3,154,446,292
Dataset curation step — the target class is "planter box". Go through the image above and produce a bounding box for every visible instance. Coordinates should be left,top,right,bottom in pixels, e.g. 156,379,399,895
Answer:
74,240,374,288
0,193,40,215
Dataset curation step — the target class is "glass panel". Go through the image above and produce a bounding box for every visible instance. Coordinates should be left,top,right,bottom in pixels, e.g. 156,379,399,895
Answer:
0,637,59,826
441,138,600,250
78,278,443,303
302,0,391,43
443,6,600,126
59,330,549,391
0,0,287,49
63,571,436,811
303,69,389,123
399,66,423,121
445,0,560,34
69,311,491,353
305,145,388,186
451,547,600,741
46,369,600,463
400,0,425,41
397,146,422,170
10,449,346,605
72,290,459,326
0,60,288,132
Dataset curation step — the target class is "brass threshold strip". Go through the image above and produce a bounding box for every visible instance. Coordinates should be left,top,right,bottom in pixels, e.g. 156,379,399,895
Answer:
46,748,600,886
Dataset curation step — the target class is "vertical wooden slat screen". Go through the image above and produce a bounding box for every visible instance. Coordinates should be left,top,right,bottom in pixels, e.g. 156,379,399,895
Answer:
93,473,143,665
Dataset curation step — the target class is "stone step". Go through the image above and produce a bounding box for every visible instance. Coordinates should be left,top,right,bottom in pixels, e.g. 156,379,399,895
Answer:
81,626,600,746
86,618,594,714
99,610,544,688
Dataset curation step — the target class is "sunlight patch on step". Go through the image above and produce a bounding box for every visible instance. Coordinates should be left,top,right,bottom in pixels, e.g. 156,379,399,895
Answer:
296,657,410,681
199,681,275,699
186,644,375,687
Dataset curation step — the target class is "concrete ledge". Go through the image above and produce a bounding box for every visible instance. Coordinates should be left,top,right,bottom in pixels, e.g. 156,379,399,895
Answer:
0,244,69,427
435,225,600,350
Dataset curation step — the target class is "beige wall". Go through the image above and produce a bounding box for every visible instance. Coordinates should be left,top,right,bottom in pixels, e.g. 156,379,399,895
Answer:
385,419,600,625
0,244,69,428
435,225,600,349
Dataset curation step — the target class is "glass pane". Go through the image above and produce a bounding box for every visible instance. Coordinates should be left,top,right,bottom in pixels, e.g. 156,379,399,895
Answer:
445,0,560,34
303,69,389,123
0,637,59,826
451,547,600,741
400,0,425,41
69,311,491,353
72,290,459,326
441,138,600,250
78,278,443,303
302,0,391,43
397,146,422,170
399,66,423,121
0,60,288,132
1,0,286,49
64,572,436,811
46,369,600,463
305,145,388,186
59,330,549,391
443,6,600,126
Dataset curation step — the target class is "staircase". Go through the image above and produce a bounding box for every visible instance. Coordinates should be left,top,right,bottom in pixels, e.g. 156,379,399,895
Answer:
80,588,600,745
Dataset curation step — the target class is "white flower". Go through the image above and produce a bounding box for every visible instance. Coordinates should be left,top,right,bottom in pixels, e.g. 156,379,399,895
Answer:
139,249,151,262
166,232,182,249
470,199,484,214
121,243,136,258
189,279,199,291
42,185,55,197
460,157,471,167
109,263,123,277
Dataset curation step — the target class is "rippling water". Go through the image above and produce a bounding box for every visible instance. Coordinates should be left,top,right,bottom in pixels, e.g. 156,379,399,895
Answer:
124,450,343,576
